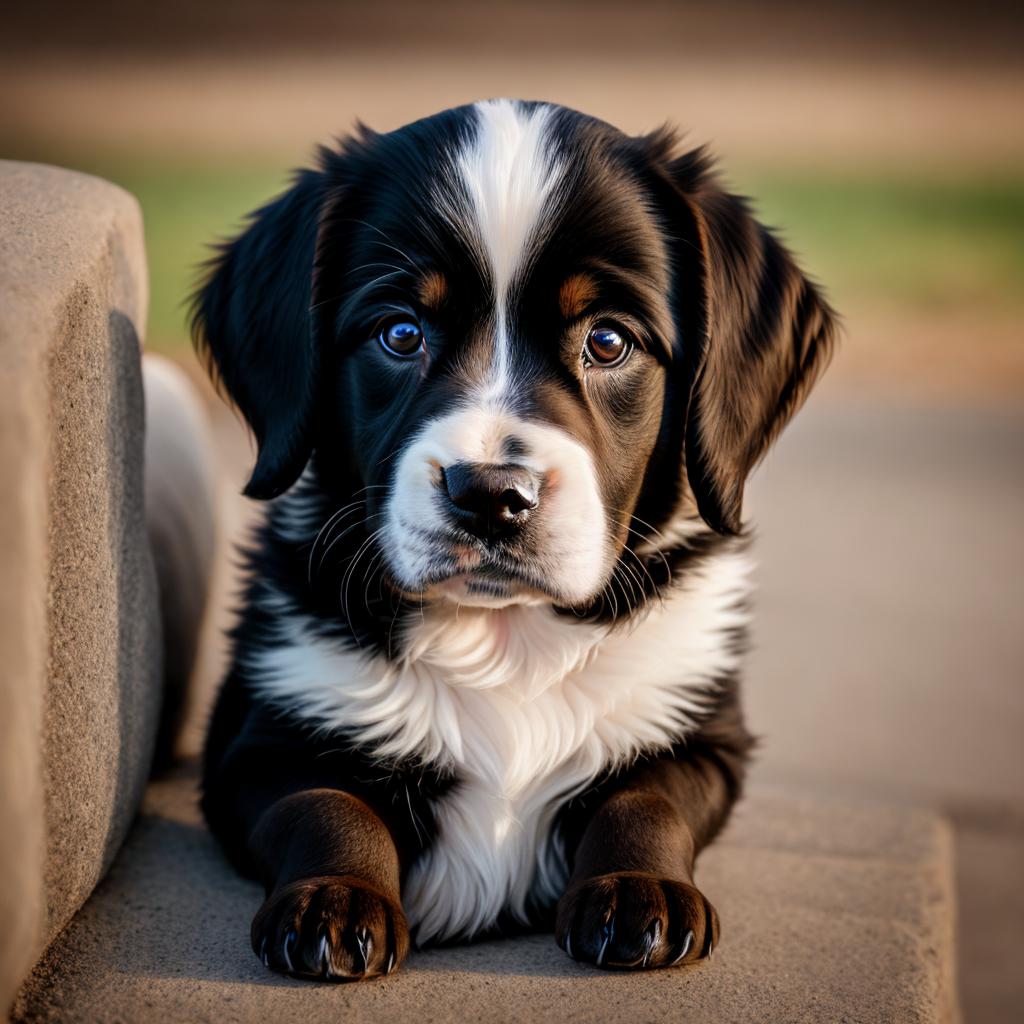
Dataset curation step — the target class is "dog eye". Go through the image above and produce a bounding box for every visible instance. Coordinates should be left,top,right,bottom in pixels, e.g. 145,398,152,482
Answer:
583,325,631,368
378,319,425,358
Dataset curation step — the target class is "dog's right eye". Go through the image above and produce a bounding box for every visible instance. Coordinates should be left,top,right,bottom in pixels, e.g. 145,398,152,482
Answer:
378,319,425,359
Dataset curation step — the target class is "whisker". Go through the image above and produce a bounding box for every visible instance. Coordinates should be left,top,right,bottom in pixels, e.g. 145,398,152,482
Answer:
345,261,410,278
607,505,675,589
622,545,664,611
307,502,366,586
340,526,388,627
306,486,392,583
343,219,418,268
388,587,410,654
405,784,426,846
600,568,620,621
316,512,383,583
311,268,410,314
616,557,643,610
361,548,389,619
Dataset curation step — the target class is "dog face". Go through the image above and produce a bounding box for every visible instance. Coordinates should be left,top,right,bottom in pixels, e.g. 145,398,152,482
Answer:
328,102,674,608
194,100,835,612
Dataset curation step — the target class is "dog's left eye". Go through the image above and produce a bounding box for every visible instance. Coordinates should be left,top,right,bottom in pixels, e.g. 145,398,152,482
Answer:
378,319,425,358
583,325,631,368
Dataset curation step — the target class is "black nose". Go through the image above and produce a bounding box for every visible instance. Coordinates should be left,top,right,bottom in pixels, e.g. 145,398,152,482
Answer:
441,462,539,543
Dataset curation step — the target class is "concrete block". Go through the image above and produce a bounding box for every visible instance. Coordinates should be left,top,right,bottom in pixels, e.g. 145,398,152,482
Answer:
0,161,162,1014
12,769,958,1023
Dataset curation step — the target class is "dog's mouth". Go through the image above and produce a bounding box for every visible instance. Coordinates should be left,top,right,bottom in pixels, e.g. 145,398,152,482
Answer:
391,527,561,607
427,556,558,607
429,567,553,607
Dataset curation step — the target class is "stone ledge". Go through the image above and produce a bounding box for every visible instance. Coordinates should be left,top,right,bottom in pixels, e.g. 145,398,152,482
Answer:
14,767,958,1023
0,161,159,1013
0,161,147,349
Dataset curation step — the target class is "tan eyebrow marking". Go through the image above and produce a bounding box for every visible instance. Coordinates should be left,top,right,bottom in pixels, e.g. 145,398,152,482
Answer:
417,271,448,310
558,273,599,319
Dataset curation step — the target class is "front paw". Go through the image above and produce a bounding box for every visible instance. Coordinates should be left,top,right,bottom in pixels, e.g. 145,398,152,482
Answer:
251,875,408,981
556,871,718,970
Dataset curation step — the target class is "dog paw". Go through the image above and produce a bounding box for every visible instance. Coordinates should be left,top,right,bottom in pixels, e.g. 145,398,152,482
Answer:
555,871,718,970
251,875,408,981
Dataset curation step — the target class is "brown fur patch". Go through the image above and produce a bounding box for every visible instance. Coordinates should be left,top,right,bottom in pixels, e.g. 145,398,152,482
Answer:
558,273,599,319
417,271,448,310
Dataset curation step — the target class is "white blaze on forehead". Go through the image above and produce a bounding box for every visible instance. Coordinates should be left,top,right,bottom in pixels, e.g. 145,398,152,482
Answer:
457,100,563,300
456,100,564,395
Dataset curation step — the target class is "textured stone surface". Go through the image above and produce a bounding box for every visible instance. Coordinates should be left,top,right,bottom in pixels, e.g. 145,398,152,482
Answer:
0,161,161,1013
13,767,957,1024
742,399,1024,1022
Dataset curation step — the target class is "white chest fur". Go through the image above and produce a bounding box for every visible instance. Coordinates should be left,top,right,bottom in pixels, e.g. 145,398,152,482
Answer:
246,547,751,942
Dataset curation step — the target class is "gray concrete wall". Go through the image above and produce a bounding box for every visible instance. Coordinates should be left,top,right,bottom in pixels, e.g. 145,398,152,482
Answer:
0,161,163,1013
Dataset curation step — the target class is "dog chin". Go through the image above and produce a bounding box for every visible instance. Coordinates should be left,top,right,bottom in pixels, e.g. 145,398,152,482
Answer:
427,573,553,609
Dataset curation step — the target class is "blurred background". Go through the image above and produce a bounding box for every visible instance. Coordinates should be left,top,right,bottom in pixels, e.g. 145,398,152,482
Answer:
3,1,1021,1020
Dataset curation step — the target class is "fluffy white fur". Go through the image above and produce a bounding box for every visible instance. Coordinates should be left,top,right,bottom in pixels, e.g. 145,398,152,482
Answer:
244,544,751,943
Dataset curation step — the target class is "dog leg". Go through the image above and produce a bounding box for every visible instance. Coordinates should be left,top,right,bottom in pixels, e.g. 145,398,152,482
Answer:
555,707,751,970
247,788,408,981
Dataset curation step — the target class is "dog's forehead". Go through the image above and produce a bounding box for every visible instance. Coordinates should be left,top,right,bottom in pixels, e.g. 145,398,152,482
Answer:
360,100,654,285
447,101,661,292
346,100,669,347
449,100,567,304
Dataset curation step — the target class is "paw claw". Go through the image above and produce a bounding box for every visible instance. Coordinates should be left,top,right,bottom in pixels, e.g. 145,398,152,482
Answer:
354,927,373,973
282,929,297,973
251,877,408,983
642,919,662,967
671,929,694,966
557,874,716,972
317,933,331,977
595,916,615,967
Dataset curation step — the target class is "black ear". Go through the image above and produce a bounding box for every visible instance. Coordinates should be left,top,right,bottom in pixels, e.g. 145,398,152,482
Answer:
191,168,328,499
663,148,838,534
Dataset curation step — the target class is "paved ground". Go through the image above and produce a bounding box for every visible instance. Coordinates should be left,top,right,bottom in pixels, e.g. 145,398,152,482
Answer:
170,386,1024,1022
12,767,956,1024
744,396,1024,1023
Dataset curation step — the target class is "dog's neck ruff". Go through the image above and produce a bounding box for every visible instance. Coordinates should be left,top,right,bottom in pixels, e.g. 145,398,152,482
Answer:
245,543,751,942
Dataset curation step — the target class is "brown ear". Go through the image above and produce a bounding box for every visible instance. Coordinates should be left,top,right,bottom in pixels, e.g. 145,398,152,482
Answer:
665,149,838,534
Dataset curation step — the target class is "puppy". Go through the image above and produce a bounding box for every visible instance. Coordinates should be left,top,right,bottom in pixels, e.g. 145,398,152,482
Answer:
194,99,836,980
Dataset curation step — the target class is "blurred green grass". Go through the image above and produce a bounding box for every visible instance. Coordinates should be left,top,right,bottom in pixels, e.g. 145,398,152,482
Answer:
28,153,1024,353
106,161,290,351
747,171,1024,319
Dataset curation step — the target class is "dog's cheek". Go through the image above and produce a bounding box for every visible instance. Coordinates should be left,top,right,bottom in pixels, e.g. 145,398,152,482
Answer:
581,367,668,572
382,443,446,589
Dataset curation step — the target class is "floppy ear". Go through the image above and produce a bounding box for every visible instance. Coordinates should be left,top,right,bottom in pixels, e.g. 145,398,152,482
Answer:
191,167,328,499
663,149,838,535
